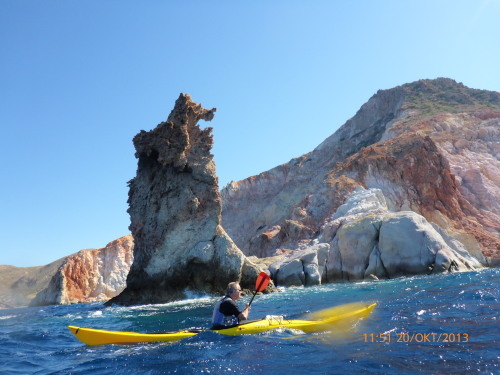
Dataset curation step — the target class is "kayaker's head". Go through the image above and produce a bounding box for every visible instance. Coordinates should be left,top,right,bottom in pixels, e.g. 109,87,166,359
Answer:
226,282,243,300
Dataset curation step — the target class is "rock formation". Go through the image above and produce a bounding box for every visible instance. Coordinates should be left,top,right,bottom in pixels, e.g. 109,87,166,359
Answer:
107,94,262,306
5,79,498,308
30,235,134,306
222,78,500,281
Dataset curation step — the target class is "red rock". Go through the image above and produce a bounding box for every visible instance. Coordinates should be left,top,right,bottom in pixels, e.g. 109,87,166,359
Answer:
30,235,134,306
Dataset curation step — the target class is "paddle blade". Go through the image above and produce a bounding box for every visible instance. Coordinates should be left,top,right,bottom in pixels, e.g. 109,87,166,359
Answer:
307,302,376,321
255,272,271,292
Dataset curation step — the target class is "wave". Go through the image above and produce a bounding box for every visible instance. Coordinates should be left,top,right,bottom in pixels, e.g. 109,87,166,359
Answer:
0,315,16,320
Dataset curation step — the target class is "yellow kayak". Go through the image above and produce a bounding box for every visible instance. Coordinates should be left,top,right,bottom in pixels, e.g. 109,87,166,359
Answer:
215,303,376,335
67,326,199,346
68,302,376,345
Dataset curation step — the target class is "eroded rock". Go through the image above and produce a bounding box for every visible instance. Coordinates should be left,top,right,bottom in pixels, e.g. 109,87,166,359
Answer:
107,94,262,306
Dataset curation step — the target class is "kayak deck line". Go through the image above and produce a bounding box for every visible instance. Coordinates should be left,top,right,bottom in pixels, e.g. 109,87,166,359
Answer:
68,302,376,346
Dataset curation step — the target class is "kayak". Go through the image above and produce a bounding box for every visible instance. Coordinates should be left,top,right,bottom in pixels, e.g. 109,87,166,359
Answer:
67,326,199,346
68,303,376,346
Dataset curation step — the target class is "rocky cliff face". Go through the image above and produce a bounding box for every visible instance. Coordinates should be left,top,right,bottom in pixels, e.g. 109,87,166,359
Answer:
0,235,133,308
30,235,134,306
222,78,500,280
108,94,262,306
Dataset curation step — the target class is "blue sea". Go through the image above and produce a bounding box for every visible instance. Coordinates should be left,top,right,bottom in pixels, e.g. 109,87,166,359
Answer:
1,268,499,375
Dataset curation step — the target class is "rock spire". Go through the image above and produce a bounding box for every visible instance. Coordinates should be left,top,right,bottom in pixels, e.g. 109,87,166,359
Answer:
108,94,261,306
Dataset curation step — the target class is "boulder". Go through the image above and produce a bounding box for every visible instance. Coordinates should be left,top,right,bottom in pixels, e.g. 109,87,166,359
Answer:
269,242,329,287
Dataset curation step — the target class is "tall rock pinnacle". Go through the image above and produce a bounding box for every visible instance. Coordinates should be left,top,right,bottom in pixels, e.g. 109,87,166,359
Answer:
108,94,258,306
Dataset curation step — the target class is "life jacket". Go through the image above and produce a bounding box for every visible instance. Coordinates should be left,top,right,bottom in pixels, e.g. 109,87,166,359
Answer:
211,296,239,328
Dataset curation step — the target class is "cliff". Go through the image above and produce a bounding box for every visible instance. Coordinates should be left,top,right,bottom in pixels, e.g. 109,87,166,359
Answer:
30,235,134,306
0,235,133,308
221,78,500,284
107,94,263,306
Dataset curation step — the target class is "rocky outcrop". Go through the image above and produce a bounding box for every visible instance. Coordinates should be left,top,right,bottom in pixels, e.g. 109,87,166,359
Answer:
30,235,134,306
222,79,500,269
268,188,484,287
107,94,263,306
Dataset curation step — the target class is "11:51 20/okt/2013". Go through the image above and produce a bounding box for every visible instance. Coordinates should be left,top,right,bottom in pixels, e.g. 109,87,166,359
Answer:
363,332,469,343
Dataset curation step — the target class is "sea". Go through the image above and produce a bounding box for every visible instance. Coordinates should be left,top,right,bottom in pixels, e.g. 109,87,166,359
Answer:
1,268,498,375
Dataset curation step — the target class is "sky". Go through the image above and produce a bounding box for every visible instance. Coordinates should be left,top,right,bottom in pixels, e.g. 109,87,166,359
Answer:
1,0,499,267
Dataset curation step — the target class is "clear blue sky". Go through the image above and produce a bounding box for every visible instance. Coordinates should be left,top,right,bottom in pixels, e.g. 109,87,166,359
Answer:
1,1,499,267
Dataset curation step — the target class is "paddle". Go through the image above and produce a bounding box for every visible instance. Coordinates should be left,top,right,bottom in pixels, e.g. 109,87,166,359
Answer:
248,272,271,307
305,302,376,336
307,302,373,321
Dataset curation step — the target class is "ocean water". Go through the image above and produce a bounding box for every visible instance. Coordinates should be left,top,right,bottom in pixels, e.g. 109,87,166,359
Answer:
1,268,499,375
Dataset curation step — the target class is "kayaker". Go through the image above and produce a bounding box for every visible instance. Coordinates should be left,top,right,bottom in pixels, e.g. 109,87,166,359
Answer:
211,282,251,329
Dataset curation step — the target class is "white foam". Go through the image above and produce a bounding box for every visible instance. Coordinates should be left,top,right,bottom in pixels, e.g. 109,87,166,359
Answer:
106,295,214,315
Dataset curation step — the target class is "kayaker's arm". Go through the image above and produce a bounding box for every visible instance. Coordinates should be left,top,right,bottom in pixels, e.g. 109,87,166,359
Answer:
239,304,251,321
